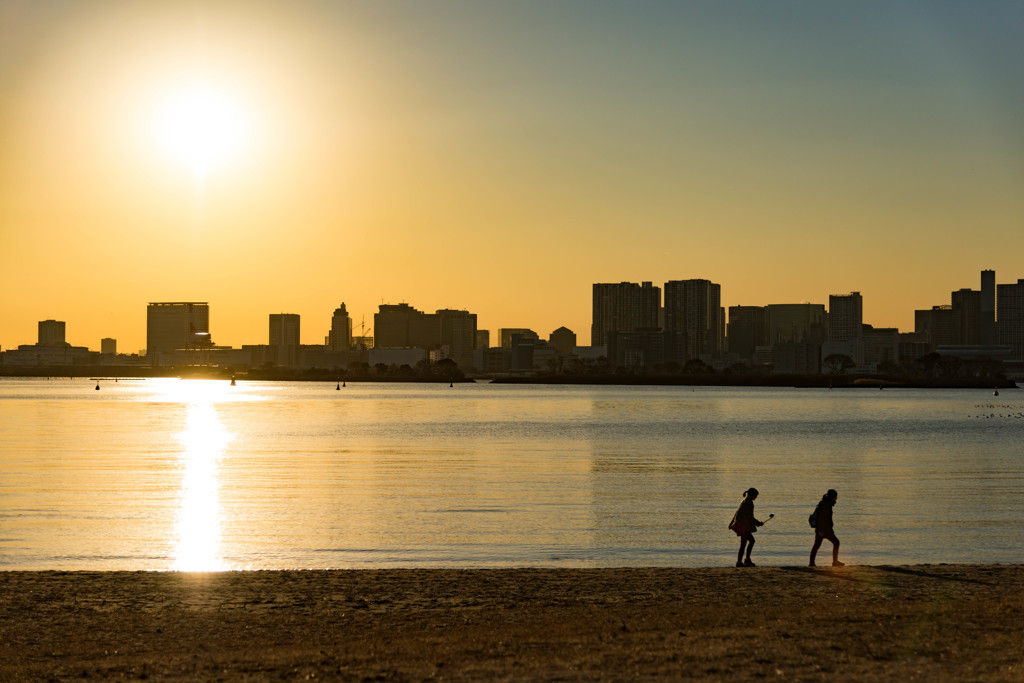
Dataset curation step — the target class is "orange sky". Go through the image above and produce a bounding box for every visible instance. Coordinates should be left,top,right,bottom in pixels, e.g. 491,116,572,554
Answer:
2,1,1022,352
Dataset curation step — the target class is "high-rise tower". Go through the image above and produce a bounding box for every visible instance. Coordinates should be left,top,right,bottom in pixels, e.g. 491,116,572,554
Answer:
663,279,722,361
269,313,301,366
591,282,661,346
981,269,996,345
328,303,353,351
828,292,863,342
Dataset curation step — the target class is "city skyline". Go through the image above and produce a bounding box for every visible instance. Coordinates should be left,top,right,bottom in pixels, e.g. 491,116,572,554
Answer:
3,2,1023,352
4,268,1021,360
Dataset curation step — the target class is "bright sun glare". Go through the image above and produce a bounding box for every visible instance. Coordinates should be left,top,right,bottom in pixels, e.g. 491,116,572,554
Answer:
154,85,248,179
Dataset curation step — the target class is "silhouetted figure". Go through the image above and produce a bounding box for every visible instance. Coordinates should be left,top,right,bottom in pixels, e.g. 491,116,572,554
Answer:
809,489,844,567
728,487,765,567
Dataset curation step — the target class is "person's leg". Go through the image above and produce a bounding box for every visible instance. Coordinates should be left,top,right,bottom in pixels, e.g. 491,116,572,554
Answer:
829,532,842,565
737,536,747,565
810,534,824,566
744,533,755,564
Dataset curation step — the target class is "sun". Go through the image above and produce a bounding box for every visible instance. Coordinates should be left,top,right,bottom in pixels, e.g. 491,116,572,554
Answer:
154,85,249,179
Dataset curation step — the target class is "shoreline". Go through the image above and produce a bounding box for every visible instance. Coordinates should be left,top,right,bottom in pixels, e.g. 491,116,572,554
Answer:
1,370,1017,389
3,564,1021,680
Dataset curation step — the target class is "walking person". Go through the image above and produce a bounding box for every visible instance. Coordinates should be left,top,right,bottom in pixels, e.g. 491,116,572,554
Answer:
728,488,765,567
809,489,844,567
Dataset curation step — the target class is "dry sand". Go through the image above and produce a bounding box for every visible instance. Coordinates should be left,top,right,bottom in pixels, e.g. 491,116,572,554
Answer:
1,565,1022,681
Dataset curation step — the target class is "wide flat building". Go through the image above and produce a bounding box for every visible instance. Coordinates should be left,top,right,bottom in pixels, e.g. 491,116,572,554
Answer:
591,282,660,346
499,328,538,348
375,304,439,350
146,302,210,356
765,304,826,345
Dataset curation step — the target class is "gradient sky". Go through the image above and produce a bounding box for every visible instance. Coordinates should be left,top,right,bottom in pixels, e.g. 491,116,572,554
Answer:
2,1,1022,353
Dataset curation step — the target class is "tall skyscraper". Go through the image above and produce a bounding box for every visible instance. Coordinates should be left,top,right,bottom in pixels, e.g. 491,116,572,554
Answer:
981,269,996,345
37,320,66,347
100,338,116,355
727,306,767,360
147,302,210,355
269,313,301,366
997,279,1024,360
828,292,863,342
328,303,352,351
663,279,722,361
591,281,661,346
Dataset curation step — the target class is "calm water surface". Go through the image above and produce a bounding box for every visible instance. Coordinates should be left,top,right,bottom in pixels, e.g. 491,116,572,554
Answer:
1,378,1021,570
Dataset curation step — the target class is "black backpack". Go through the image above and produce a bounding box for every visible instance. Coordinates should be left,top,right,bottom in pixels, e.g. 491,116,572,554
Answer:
808,502,821,528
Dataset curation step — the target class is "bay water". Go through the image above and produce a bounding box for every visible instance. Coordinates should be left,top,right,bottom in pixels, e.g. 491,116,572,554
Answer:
1,378,1021,570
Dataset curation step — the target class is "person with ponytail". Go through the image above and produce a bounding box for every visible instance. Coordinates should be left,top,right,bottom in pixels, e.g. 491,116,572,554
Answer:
728,487,765,567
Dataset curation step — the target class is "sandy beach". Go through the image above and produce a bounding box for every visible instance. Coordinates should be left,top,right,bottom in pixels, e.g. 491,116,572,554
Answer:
1,565,1021,681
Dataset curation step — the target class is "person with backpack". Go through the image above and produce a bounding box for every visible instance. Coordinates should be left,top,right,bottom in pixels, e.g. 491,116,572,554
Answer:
809,488,844,567
728,488,766,567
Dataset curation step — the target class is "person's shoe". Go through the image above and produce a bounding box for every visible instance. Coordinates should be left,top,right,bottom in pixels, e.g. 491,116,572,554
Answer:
832,560,845,567
736,561,744,567
743,559,756,567
808,562,816,567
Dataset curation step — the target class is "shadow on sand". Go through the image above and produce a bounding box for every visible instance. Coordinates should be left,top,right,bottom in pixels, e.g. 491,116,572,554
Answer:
776,564,995,587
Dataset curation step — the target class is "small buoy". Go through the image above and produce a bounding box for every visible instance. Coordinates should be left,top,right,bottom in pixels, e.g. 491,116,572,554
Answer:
994,389,999,396
95,383,100,391
450,381,454,387
336,382,340,390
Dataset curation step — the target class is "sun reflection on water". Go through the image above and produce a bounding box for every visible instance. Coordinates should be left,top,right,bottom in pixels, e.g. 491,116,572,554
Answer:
166,380,234,571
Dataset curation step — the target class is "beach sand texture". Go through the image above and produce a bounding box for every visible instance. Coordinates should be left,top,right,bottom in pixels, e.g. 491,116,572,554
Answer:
1,565,1021,681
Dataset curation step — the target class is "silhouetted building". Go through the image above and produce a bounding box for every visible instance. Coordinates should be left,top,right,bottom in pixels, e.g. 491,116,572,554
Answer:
328,303,352,351
607,330,685,373
916,305,957,349
269,313,301,367
862,326,900,367
951,288,981,346
438,309,477,367
981,269,996,345
146,302,210,362
772,341,820,374
591,282,660,346
997,279,1024,360
100,338,116,355
2,320,93,366
548,327,576,354
664,279,722,361
727,306,767,360
374,303,439,350
38,320,66,347
828,292,863,342
509,334,537,372
475,330,490,350
499,328,538,348
765,304,827,345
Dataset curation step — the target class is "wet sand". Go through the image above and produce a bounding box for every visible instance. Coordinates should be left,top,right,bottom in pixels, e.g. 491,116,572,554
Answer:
1,565,1021,681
